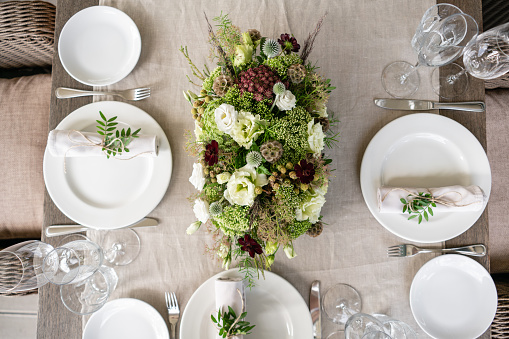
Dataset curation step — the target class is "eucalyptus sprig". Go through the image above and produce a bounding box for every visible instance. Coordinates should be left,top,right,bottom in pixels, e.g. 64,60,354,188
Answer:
401,192,436,224
96,111,141,159
211,306,255,338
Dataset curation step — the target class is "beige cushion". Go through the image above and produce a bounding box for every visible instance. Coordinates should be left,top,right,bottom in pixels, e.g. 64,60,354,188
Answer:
486,88,509,273
0,74,50,239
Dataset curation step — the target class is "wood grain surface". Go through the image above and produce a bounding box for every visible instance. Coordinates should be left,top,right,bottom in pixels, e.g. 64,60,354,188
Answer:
37,0,97,338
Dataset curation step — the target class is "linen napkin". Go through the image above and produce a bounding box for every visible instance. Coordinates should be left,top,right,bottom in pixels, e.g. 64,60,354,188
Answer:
378,185,485,213
47,129,158,158
215,277,246,339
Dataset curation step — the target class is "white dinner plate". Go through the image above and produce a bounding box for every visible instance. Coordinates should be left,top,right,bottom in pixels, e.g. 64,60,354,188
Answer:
410,255,497,339
43,101,172,229
180,270,313,338
83,298,169,339
360,113,491,242
59,6,141,86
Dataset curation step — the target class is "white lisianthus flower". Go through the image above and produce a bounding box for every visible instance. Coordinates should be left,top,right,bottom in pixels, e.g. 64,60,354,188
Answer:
216,172,232,184
193,199,210,223
224,164,268,206
283,244,297,259
186,221,201,235
214,103,238,134
194,121,203,141
275,90,296,111
189,162,205,191
230,111,268,149
296,189,326,223
307,120,325,154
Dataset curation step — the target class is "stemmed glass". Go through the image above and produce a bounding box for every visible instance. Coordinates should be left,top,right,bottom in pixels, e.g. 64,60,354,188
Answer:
432,22,509,98
381,4,478,98
88,228,141,266
373,314,417,339
345,313,385,339
0,241,54,293
322,283,362,329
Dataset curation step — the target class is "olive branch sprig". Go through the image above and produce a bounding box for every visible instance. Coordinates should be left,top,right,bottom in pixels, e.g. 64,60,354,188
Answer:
96,111,141,159
401,192,436,224
211,306,255,338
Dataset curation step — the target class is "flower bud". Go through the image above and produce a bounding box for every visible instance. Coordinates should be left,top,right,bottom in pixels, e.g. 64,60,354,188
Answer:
266,254,275,267
289,171,298,180
211,178,217,183
300,183,309,191
286,162,293,170
191,108,198,115
198,107,205,115
265,241,278,255
255,186,263,195
273,183,280,190
217,172,231,184
204,96,212,103
200,89,207,96
186,221,202,235
269,175,276,183
284,244,297,259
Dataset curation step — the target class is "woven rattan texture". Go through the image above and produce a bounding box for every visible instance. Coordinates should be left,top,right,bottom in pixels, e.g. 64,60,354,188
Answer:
0,1,56,69
493,276,509,338
486,75,509,89
0,251,37,296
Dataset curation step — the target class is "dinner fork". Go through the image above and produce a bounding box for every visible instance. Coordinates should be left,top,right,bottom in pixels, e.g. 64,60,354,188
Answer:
387,244,486,257
55,87,151,101
165,291,180,339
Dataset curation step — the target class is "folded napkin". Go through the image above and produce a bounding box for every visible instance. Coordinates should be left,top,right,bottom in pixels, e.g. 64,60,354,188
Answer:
47,129,158,158
215,277,246,339
377,185,485,213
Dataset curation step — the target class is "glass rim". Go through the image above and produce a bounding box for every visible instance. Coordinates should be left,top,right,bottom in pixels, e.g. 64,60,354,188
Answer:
321,283,362,324
42,247,81,285
0,250,24,292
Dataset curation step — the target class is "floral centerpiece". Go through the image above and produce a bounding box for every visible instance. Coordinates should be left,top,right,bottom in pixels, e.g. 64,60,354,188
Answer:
183,13,336,284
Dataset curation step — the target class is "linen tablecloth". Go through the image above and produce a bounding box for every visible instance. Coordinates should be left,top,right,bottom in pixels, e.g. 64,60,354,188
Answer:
92,0,440,336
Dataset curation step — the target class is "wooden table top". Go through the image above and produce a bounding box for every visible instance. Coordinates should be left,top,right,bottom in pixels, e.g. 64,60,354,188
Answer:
37,0,488,338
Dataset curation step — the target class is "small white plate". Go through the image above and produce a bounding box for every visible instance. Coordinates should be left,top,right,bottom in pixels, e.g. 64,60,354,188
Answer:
59,6,141,86
180,270,313,338
360,113,491,242
43,101,172,229
83,298,169,339
410,255,497,339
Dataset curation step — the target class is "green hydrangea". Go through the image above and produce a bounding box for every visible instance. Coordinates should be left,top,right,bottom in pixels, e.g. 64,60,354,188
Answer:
202,67,222,93
213,205,251,237
204,183,224,202
200,99,225,142
222,86,272,120
287,220,312,239
264,54,303,78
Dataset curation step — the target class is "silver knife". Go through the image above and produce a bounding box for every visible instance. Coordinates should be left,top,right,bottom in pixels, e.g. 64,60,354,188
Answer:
310,280,321,339
374,98,485,112
45,218,158,237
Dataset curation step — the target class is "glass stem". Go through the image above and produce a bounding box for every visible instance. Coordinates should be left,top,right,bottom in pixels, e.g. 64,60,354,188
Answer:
400,62,420,84
446,68,467,85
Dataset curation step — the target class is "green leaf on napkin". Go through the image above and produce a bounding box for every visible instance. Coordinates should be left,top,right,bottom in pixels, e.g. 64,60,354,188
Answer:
401,192,435,224
96,111,141,159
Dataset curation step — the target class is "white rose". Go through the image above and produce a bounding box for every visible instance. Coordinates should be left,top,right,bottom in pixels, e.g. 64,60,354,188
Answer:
194,121,203,141
224,164,268,206
186,221,201,235
189,162,205,191
216,172,232,184
193,199,209,223
230,111,268,149
275,90,296,111
307,120,325,154
296,190,326,223
214,103,238,134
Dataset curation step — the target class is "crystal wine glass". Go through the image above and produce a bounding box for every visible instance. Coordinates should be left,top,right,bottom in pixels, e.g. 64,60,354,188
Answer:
42,239,103,285
322,283,362,329
0,241,54,293
432,22,509,98
60,265,118,315
381,4,478,98
362,331,393,339
372,314,417,339
88,228,141,266
345,313,385,339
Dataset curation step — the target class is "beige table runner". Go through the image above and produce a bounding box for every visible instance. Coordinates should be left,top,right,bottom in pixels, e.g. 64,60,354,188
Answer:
92,0,440,336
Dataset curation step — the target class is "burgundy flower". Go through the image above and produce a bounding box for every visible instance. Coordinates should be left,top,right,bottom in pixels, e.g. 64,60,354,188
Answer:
278,33,300,53
238,234,263,258
204,140,219,166
294,160,315,184
238,65,288,101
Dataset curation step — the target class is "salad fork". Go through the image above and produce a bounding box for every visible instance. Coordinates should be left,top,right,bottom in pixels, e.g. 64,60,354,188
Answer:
55,87,151,101
387,244,486,257
165,291,180,339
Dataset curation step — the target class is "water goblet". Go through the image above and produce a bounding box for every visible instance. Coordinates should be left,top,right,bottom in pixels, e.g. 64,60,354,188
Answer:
322,283,362,329
372,314,417,339
362,331,393,339
88,228,141,266
345,313,385,339
0,241,54,293
60,265,118,315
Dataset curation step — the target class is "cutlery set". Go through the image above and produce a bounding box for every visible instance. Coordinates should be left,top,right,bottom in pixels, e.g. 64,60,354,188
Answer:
374,98,486,112
45,217,158,237
387,244,486,257
56,87,151,101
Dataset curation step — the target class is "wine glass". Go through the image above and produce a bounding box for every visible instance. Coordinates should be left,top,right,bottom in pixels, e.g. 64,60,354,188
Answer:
60,265,118,315
432,22,509,98
42,239,103,285
381,4,478,98
345,313,385,339
372,314,417,339
88,228,141,266
362,331,393,339
322,283,362,329
0,241,54,293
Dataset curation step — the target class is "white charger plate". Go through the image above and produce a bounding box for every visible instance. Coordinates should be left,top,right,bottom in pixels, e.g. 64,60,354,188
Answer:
59,6,141,86
360,113,491,243
410,255,497,339
43,101,172,229
180,270,313,338
83,298,169,339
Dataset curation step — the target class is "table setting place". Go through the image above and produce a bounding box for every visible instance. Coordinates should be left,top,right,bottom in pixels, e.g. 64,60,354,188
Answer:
10,0,505,339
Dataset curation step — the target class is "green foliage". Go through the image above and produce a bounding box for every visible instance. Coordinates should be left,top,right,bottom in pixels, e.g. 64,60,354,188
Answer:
211,306,255,338
264,53,303,78
203,67,222,93
273,183,300,223
222,86,272,119
214,205,252,237
401,193,436,224
96,112,140,159
287,220,312,239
